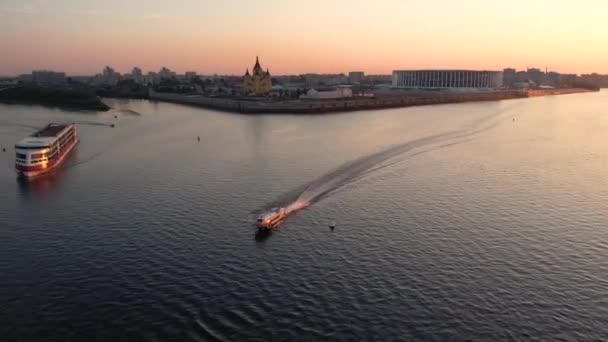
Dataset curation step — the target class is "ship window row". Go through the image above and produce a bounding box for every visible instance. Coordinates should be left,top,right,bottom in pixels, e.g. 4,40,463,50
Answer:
58,136,75,149
45,150,57,160
15,145,50,150
57,129,74,140
60,130,74,139
56,132,74,146
27,144,61,161
59,131,75,143
17,136,73,161
52,132,75,151
17,129,76,162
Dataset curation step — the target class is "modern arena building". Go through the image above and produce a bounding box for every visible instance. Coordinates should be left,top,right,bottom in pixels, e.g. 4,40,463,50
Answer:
392,70,503,89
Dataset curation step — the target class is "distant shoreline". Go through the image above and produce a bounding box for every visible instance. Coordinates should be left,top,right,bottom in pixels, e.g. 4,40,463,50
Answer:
148,88,596,114
0,85,111,111
0,87,596,114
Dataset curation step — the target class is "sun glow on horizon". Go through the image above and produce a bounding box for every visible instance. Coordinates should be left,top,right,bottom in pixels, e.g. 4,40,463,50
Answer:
1,0,607,76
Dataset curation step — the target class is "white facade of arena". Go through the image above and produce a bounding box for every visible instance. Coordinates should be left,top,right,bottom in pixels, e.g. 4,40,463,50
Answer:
392,70,503,89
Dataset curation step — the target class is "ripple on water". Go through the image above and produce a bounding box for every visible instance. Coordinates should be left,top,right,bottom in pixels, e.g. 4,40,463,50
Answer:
2,95,608,341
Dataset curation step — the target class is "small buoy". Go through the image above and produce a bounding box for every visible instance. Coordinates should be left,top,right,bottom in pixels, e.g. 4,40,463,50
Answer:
197,136,200,142
329,224,335,231
2,148,5,152
110,124,115,128
114,115,117,119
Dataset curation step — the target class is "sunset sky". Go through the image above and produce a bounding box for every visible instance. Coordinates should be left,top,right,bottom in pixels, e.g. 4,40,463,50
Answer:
1,0,607,76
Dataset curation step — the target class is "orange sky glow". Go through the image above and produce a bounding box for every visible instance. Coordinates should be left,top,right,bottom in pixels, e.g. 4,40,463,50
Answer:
1,0,607,76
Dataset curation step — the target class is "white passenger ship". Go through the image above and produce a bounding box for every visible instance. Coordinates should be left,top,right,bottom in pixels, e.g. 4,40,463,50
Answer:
15,123,78,178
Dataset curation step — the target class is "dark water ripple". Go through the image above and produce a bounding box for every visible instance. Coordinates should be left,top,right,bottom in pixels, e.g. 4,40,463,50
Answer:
1,95,608,340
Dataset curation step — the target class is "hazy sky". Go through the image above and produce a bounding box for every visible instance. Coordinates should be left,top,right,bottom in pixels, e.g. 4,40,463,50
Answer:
1,0,607,76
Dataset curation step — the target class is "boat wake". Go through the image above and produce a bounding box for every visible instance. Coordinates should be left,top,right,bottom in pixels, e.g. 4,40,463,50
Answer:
111,108,142,116
284,130,470,214
73,121,115,127
258,106,514,218
0,122,40,130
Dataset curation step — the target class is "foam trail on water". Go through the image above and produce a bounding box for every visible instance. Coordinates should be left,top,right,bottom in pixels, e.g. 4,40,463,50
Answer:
73,121,114,127
286,116,510,214
284,130,462,214
110,108,141,116
0,122,40,130
257,103,519,217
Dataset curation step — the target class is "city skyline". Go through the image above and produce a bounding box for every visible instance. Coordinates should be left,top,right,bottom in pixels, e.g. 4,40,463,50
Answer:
1,0,608,76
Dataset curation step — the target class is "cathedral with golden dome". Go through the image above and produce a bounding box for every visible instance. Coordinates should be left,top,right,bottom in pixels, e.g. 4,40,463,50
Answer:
243,56,272,95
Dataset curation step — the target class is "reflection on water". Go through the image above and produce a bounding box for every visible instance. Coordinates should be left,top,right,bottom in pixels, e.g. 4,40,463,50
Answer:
254,228,275,242
2,92,608,341
17,169,64,200
15,145,81,200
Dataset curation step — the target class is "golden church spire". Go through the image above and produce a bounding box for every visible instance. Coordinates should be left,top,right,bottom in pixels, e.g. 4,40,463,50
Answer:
243,56,272,95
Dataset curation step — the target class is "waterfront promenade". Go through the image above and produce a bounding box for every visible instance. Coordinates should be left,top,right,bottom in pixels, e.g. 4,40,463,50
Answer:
149,88,594,114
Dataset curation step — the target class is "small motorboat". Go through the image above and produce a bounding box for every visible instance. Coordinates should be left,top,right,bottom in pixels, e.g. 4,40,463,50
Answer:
256,207,286,231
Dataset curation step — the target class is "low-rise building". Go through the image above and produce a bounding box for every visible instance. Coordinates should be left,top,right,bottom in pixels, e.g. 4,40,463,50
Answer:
31,70,66,85
558,74,577,87
91,66,121,86
303,73,348,86
144,72,158,85
158,67,176,80
503,67,581,88
185,71,197,82
364,74,392,84
0,77,18,86
578,73,608,88
300,87,353,100
131,67,144,84
502,68,517,87
18,74,33,83
348,71,364,84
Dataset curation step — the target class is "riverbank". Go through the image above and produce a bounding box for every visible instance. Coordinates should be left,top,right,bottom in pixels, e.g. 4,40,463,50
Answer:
149,88,595,114
0,85,111,111
526,88,596,97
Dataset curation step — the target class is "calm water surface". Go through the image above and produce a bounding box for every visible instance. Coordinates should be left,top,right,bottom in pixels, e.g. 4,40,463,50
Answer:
1,92,607,341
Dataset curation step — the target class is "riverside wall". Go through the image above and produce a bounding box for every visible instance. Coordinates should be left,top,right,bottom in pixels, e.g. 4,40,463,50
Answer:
526,88,595,97
149,88,593,114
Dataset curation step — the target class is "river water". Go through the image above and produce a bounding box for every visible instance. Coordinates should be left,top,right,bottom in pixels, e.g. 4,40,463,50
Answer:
1,92,607,341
